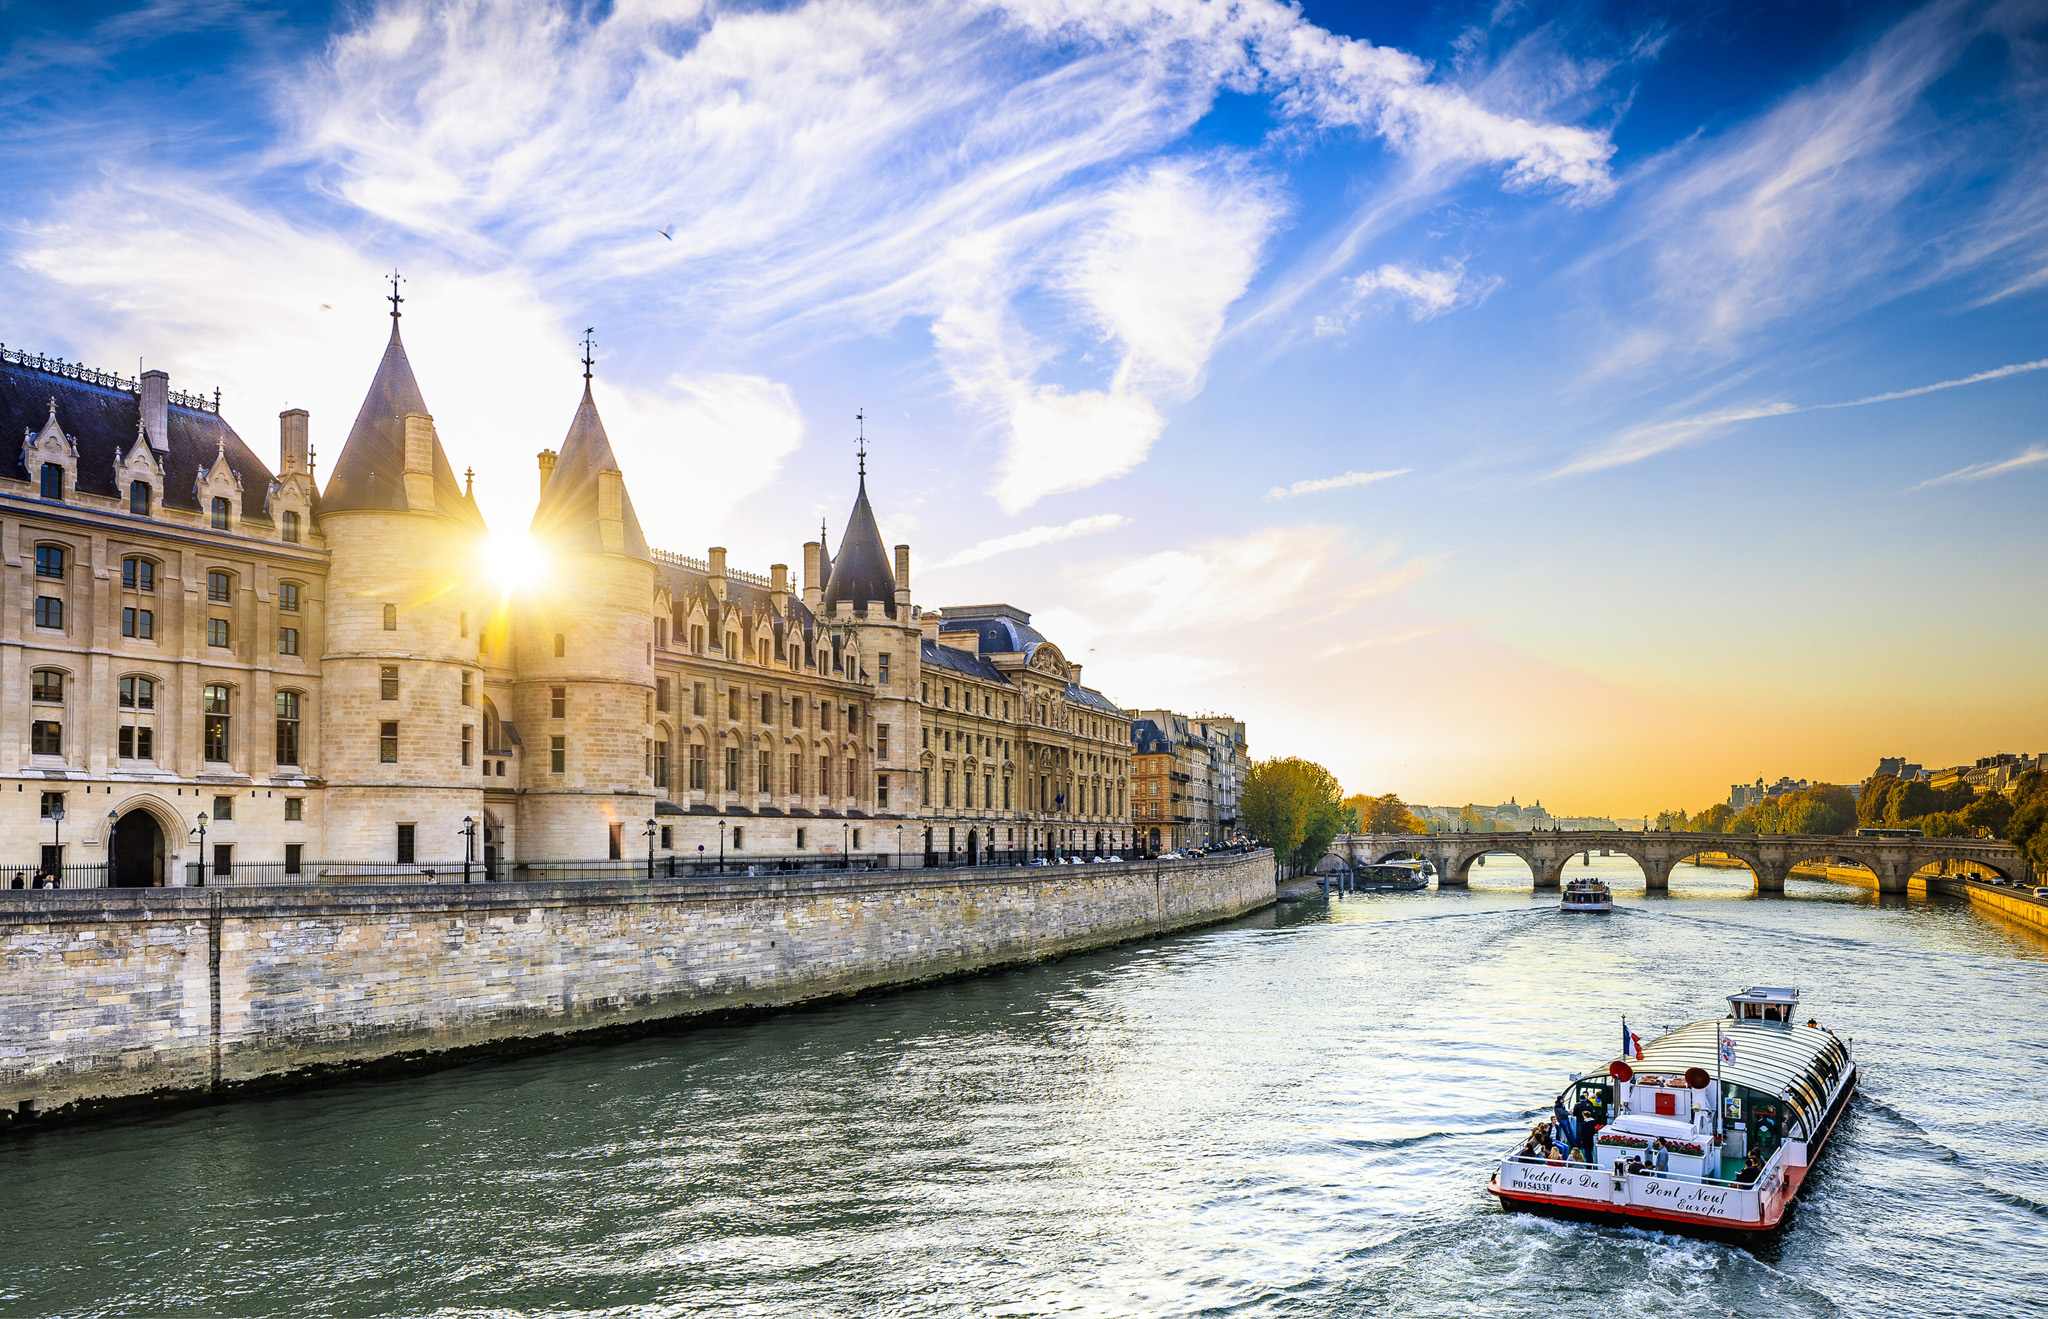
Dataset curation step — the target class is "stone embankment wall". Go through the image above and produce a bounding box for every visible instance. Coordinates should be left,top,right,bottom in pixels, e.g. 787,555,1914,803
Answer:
0,851,1274,1120
1812,865,2048,937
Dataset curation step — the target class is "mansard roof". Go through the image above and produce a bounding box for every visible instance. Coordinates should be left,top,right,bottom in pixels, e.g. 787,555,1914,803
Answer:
938,605,1049,658
0,356,276,523
653,553,833,674
920,638,1013,685
1066,683,1127,718
531,382,649,559
820,474,896,616
321,320,482,527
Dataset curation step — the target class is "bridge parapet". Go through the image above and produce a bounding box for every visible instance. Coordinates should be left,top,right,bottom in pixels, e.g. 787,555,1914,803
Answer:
1333,830,2031,896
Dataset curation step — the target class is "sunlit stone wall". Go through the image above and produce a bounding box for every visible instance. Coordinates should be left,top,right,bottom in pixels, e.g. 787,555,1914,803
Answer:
0,850,1274,1119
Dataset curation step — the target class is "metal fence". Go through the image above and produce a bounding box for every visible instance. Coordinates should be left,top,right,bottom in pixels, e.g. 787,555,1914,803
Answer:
0,844,1258,891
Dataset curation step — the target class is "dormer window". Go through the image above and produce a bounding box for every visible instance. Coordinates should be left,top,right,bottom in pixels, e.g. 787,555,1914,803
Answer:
211,496,231,530
40,464,62,500
281,510,300,543
129,481,152,516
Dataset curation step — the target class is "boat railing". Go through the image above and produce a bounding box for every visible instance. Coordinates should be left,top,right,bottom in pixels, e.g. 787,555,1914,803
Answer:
1497,1144,1787,1193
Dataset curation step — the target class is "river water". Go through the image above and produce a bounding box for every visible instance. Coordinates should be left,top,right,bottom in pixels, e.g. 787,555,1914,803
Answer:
7,860,2047,1318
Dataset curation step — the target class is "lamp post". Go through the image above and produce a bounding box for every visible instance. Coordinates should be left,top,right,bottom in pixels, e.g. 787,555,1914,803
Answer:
459,816,477,883
842,821,850,870
46,798,65,884
189,811,209,888
718,818,726,873
644,818,657,881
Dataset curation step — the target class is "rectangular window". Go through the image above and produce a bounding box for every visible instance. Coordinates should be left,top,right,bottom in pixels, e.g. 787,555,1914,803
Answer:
284,843,303,874
877,724,889,760
943,770,954,807
853,829,861,849
732,827,744,851
212,843,233,878
204,684,231,761
878,775,890,809
608,822,623,861
35,597,63,629
689,743,706,790
820,704,831,733
986,775,994,809
459,611,468,638
213,794,234,822
32,669,63,703
379,721,398,763
207,570,231,602
820,755,830,797
207,617,230,648
654,740,669,788
796,827,807,849
550,735,565,774
278,626,300,655
122,558,150,591
119,726,135,759
725,747,740,791
656,678,670,713
791,700,803,729
461,724,473,767
692,682,708,717
396,824,415,865
285,797,303,822
728,687,741,721
660,826,672,850
878,653,890,683
760,692,773,723
132,482,152,516
122,607,154,639
39,790,64,820
550,686,566,719
554,633,566,657
274,691,301,765
461,670,473,706
758,749,770,792
1003,778,1012,809
210,497,230,530
282,511,300,543
790,752,803,796
964,773,973,808
34,545,65,578
31,721,62,756
379,666,400,701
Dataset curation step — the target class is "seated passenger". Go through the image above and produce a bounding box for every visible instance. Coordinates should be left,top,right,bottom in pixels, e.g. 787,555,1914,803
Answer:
1737,1149,1764,1186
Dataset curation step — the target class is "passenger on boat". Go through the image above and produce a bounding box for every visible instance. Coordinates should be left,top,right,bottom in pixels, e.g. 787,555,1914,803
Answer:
1647,1139,1670,1177
1571,1095,1597,1159
1737,1149,1764,1186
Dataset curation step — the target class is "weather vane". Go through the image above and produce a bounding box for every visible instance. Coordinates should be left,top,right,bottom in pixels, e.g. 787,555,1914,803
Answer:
855,407,866,478
581,327,596,381
387,269,405,320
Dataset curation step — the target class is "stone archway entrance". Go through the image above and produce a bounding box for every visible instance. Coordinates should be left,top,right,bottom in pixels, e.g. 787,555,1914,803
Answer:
111,810,166,888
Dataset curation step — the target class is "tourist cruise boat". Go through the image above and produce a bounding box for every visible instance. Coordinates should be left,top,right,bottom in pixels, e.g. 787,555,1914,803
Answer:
1561,878,1613,912
1487,987,1857,1241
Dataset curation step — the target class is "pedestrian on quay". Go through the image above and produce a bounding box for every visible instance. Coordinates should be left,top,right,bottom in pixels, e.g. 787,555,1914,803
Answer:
9,870,23,889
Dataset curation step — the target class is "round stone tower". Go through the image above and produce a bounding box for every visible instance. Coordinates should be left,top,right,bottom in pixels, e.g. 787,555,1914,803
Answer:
512,374,657,862
316,306,492,866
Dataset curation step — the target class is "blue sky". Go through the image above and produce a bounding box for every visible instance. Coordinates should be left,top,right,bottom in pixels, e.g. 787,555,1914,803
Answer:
3,0,2044,815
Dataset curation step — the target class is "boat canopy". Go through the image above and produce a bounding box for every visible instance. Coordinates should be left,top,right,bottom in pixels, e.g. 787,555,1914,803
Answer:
1633,1019,1849,1138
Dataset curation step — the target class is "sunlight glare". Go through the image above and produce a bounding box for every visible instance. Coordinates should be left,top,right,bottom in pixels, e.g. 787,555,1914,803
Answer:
486,533,550,594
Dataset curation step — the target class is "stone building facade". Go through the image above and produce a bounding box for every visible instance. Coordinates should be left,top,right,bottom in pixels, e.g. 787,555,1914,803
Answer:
1128,709,1250,852
0,313,1133,882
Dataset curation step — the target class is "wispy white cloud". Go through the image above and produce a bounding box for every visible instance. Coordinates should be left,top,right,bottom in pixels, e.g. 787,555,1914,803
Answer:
1315,261,1500,334
927,512,1130,569
1555,354,2048,476
1265,468,1410,501
1913,443,2048,491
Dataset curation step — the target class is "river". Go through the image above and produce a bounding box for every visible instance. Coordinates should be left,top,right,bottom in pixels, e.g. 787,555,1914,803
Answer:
6,859,2046,1318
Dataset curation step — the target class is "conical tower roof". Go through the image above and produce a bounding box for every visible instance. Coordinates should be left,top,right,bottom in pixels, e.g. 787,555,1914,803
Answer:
820,471,895,616
322,318,483,527
530,381,649,558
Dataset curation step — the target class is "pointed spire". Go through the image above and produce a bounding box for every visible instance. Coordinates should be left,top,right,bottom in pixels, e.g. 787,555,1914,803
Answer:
530,369,649,559
321,283,483,526
820,429,896,617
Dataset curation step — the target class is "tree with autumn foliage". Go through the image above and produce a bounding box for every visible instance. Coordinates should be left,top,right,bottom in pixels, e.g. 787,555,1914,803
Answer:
1344,792,1427,834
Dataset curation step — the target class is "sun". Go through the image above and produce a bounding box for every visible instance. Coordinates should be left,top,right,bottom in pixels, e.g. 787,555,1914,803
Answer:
484,533,550,594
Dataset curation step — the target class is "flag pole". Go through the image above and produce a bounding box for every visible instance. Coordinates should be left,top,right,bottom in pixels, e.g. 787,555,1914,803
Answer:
1715,1021,1725,1147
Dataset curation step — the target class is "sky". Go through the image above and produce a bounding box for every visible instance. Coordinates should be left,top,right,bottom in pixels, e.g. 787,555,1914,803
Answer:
2,0,2044,819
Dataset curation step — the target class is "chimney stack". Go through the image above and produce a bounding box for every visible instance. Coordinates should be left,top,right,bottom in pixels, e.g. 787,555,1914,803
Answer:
279,409,309,475
139,370,169,453
536,448,558,495
402,412,435,511
596,469,626,555
708,546,728,602
802,542,823,613
770,563,789,616
894,544,912,611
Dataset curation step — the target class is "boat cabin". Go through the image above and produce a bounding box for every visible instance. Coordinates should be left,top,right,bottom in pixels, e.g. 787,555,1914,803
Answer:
1728,986,1799,1023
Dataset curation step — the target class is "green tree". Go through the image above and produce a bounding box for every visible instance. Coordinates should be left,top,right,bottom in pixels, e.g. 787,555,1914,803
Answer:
1242,757,1348,870
1654,808,1691,831
1962,790,2014,838
2005,771,2048,872
1915,811,1970,838
1884,778,1937,825
1691,803,1736,832
1856,774,1899,826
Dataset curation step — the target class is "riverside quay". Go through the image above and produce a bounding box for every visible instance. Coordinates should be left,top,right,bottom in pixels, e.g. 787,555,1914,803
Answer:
0,310,1143,887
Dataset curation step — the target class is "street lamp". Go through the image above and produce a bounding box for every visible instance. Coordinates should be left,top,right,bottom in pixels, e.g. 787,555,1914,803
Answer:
842,821,850,870
718,817,726,873
189,811,208,887
46,798,65,884
105,808,118,886
459,816,477,883
895,823,903,872
644,817,657,880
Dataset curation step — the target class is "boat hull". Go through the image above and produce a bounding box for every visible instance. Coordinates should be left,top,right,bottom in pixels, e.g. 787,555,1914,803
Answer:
1489,1069,1856,1244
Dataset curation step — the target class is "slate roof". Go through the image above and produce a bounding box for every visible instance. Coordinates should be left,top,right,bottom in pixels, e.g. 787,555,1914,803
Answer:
321,320,483,528
655,556,833,677
920,639,1013,685
1,359,277,523
1066,683,1127,718
1131,718,1174,754
938,607,1049,657
820,474,896,616
531,382,649,558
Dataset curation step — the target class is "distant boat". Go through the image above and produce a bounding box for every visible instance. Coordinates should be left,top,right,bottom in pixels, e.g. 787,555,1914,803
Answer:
1561,878,1612,913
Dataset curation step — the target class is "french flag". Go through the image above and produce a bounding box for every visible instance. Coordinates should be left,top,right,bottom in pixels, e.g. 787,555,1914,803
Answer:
1622,1021,1644,1061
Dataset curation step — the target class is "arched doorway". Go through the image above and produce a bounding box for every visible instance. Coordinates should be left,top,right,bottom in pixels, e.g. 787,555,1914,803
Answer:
966,829,979,866
111,810,165,888
1094,830,1104,856
483,809,504,882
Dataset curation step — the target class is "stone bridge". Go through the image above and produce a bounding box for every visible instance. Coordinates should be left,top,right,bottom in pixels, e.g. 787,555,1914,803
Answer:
1330,830,2034,895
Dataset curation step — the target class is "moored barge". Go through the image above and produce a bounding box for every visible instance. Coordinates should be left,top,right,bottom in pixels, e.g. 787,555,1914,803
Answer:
1487,987,1856,1242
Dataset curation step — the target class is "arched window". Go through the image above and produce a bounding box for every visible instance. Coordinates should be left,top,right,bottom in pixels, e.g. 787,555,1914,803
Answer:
207,569,233,602
281,510,300,543
40,464,63,500
34,544,65,578
118,676,156,709
121,557,157,592
383,603,397,631
275,690,301,766
129,481,151,516
482,698,502,751
210,496,231,530
31,669,64,703
278,581,301,612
